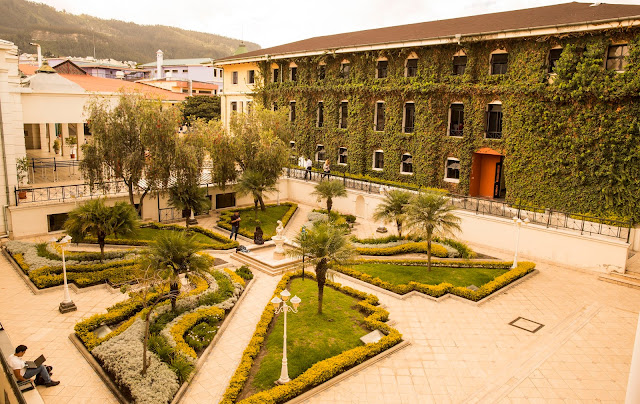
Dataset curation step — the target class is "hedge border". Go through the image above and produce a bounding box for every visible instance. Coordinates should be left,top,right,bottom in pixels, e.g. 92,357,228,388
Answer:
333,260,536,301
355,241,449,257
221,270,402,404
217,203,298,241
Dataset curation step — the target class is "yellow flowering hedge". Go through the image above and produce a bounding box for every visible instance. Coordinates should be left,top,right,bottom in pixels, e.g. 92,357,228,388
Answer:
333,260,535,301
355,242,448,257
220,270,402,404
224,268,246,287
169,306,225,360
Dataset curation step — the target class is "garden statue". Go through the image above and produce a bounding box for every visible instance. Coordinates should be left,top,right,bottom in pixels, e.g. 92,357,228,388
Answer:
276,220,284,237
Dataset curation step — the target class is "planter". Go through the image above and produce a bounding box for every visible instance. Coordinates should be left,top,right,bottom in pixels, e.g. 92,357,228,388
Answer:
18,190,27,200
70,153,76,159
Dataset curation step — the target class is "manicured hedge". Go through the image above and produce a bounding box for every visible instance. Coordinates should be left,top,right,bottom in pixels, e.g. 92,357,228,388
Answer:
169,306,225,361
221,270,402,404
355,241,449,257
333,260,536,301
218,203,298,240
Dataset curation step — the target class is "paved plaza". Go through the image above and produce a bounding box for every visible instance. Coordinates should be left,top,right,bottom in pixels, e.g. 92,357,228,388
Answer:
1,206,639,404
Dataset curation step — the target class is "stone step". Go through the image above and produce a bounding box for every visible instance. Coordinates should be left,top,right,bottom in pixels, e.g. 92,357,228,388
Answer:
610,271,640,281
598,274,640,290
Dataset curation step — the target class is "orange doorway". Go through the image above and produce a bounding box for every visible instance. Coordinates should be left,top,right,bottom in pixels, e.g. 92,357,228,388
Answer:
469,148,505,198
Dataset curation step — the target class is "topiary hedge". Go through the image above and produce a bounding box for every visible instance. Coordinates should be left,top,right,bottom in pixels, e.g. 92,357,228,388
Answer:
355,241,449,257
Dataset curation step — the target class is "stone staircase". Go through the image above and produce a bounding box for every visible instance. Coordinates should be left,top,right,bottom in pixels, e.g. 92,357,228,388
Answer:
598,252,640,290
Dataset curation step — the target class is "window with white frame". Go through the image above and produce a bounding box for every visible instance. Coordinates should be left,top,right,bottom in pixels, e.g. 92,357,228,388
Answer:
339,101,348,129
247,70,255,84
403,102,415,133
290,66,297,81
406,58,418,77
453,55,467,75
375,102,385,131
317,102,324,127
289,101,296,122
449,104,464,137
316,144,326,162
486,104,503,139
230,101,237,113
548,48,563,73
289,141,296,149
338,147,348,165
491,53,508,75
273,67,280,83
373,150,384,170
232,71,238,84
340,61,350,79
401,153,413,174
445,158,460,182
606,44,629,71
376,60,388,79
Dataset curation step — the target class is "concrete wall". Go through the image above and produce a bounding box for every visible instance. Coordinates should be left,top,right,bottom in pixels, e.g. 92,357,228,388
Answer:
281,177,630,273
219,62,260,129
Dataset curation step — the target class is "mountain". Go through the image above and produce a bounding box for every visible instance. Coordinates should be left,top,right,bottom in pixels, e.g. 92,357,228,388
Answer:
0,0,260,63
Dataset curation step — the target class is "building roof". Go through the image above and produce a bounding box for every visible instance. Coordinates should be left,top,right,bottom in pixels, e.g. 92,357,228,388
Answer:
19,64,38,75
27,72,86,93
217,2,640,63
139,58,213,68
59,74,187,100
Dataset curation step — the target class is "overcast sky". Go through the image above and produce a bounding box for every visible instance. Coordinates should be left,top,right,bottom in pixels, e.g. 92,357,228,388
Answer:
38,0,640,49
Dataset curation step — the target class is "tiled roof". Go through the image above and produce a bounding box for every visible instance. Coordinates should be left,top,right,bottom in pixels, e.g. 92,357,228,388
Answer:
19,64,38,75
217,2,640,62
139,58,213,68
60,74,186,101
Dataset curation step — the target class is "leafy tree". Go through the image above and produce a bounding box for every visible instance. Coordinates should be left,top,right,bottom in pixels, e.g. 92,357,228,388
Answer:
168,184,211,227
312,180,347,215
81,91,182,216
182,95,221,123
64,198,139,261
405,192,461,271
190,119,238,189
373,190,413,237
288,221,354,314
235,170,277,219
142,231,210,311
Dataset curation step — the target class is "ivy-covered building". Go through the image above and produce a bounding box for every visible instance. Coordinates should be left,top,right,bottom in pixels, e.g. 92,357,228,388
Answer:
216,2,640,222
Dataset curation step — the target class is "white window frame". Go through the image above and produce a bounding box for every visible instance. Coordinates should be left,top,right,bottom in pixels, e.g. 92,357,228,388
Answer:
376,58,388,79
400,153,413,175
403,102,415,134
289,141,296,149
339,100,348,129
338,147,348,166
317,101,324,128
444,158,460,183
548,46,563,75
289,101,296,122
606,42,629,73
247,70,255,84
374,101,385,132
232,71,238,84
315,144,326,162
372,150,384,171
448,102,464,137
490,49,508,75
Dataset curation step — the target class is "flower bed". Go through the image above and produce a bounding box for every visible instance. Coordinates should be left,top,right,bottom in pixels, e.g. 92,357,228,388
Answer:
221,270,402,404
333,260,535,301
218,203,298,241
355,241,449,257
350,235,476,258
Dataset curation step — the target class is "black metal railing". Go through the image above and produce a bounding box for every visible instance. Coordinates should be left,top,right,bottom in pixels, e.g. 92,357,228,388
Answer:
15,181,129,205
486,131,502,139
449,129,463,137
285,167,632,241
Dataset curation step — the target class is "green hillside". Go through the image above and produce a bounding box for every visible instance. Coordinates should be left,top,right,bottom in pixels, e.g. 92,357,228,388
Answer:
0,0,260,62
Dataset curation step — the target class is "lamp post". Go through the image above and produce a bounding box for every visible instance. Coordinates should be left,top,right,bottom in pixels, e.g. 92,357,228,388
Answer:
50,235,77,313
270,290,301,385
512,216,530,269
300,226,307,280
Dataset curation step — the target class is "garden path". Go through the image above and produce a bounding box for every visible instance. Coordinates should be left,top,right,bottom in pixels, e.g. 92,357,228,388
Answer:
180,270,281,404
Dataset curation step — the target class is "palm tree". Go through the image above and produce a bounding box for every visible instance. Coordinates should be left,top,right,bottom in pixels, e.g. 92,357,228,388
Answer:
167,183,212,227
235,169,277,219
312,180,347,215
64,198,138,261
142,231,210,311
405,192,461,271
288,221,354,314
373,189,412,237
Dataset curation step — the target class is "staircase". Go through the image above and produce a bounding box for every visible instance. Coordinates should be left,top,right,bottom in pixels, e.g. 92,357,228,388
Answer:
598,252,640,290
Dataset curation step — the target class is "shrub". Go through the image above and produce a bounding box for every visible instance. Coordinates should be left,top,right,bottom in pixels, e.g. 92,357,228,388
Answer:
166,306,225,361
220,270,402,404
355,242,448,257
236,265,254,281
184,318,219,352
351,235,403,244
434,237,477,259
36,242,131,262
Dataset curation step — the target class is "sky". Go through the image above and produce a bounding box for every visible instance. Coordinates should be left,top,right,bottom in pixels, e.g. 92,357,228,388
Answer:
38,0,640,49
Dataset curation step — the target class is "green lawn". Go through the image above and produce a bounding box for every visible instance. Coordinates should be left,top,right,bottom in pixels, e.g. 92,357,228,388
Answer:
353,263,508,287
116,227,217,245
249,277,368,393
233,205,293,237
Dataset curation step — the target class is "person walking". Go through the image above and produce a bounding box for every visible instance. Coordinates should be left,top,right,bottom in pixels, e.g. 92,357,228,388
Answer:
229,211,241,240
305,157,313,180
322,159,331,180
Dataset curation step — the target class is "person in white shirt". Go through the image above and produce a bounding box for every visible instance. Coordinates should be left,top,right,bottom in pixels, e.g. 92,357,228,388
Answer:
305,158,313,180
8,345,59,387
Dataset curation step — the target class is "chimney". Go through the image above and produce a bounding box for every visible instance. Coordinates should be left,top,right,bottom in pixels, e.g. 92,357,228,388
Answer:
156,49,164,79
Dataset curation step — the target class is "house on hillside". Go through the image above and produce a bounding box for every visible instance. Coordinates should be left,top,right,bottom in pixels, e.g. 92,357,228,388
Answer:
139,52,224,90
215,2,640,224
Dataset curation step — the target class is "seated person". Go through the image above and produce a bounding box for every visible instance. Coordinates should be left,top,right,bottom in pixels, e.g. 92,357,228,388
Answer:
8,345,59,387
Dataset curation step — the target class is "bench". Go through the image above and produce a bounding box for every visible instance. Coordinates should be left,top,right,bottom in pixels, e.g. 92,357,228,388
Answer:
0,328,44,404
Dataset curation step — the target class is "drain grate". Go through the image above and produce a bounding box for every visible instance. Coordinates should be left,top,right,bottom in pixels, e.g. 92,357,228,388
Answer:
509,317,544,333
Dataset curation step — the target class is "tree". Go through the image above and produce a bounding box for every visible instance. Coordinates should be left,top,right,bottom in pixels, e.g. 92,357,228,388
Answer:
191,119,237,189
142,231,210,311
167,184,211,227
373,189,413,237
404,192,461,270
181,95,221,123
235,170,277,219
81,91,182,216
64,198,139,261
288,221,354,314
312,180,347,215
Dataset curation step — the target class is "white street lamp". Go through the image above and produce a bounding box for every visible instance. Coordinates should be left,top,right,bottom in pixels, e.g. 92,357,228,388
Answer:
271,289,301,385
512,216,530,269
50,235,77,313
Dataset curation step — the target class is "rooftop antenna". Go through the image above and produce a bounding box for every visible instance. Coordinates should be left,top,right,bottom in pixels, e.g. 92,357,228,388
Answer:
92,28,96,59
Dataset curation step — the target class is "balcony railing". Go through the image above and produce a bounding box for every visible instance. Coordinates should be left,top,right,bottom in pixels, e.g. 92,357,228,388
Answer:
486,131,502,139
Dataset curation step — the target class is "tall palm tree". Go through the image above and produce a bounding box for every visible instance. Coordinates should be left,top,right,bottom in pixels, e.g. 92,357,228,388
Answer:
373,189,412,237
235,169,277,219
167,183,211,227
405,192,461,271
64,198,138,261
142,231,210,311
312,180,347,215
288,221,354,314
